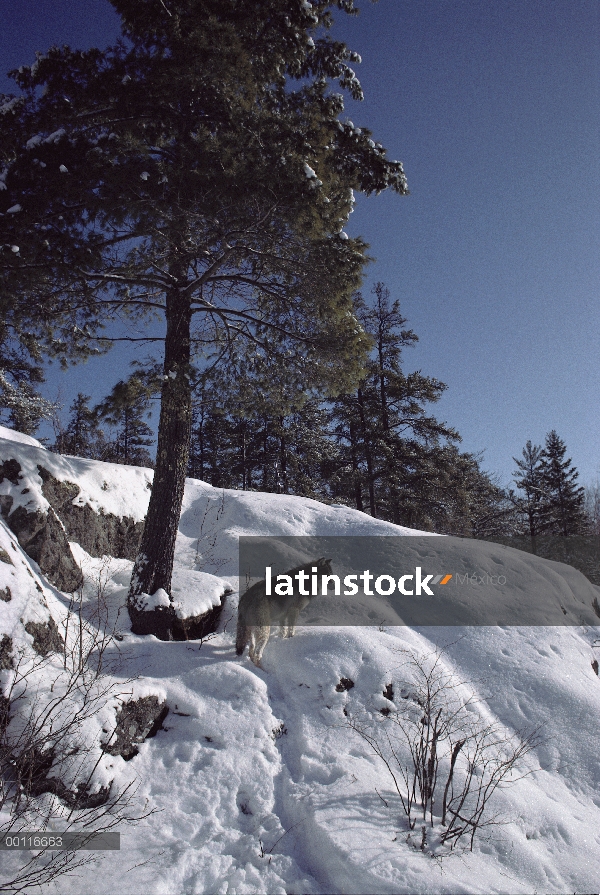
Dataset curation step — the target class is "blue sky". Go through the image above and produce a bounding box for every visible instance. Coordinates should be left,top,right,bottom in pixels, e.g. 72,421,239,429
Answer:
2,0,598,487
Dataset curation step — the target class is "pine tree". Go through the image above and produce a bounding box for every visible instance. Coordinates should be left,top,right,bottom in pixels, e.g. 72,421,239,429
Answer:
54,393,108,459
96,378,154,467
0,1,407,627
539,430,586,536
331,284,459,524
0,326,54,435
512,440,547,540
436,448,515,538
188,354,336,497
584,482,600,537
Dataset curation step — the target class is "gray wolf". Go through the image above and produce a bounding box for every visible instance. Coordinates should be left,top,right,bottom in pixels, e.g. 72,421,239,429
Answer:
235,557,333,668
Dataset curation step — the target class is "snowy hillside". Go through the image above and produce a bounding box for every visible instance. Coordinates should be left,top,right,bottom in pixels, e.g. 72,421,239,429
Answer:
1,426,600,894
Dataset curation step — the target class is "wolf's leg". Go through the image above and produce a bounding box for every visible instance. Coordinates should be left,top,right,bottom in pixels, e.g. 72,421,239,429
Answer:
235,622,249,656
285,608,301,637
250,625,271,667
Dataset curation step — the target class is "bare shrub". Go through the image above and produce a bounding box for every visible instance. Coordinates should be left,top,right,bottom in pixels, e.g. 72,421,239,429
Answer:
193,492,228,573
0,566,156,892
347,648,539,855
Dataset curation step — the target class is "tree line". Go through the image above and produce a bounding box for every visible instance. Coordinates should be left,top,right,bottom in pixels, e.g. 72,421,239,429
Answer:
40,281,592,542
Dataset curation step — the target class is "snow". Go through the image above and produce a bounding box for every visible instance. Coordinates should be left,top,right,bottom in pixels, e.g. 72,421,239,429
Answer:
26,134,43,149
0,97,23,116
0,425,44,448
138,587,172,610
171,568,231,618
0,425,153,519
45,129,66,144
6,204,21,214
0,430,600,894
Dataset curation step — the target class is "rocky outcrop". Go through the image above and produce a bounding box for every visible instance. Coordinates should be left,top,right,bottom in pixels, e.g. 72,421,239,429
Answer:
16,744,112,809
0,459,21,487
0,634,13,670
0,460,144,593
102,696,169,761
3,501,84,592
24,617,64,656
1,455,225,642
37,466,144,561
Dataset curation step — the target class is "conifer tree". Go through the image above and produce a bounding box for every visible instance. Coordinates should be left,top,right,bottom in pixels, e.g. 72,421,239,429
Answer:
54,393,108,459
584,482,600,536
512,440,547,540
540,430,586,536
436,448,515,538
96,378,154,467
0,326,53,434
188,352,336,497
331,284,459,523
0,1,407,628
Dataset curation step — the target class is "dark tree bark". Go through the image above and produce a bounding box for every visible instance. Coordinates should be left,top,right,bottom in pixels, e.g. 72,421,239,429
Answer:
348,420,364,512
357,388,377,518
279,417,288,494
128,286,192,618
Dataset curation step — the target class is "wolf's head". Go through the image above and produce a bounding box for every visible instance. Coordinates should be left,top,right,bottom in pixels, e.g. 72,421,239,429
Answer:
315,557,333,577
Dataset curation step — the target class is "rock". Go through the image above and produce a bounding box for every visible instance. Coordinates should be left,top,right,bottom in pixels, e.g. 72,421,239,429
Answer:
0,546,13,565
102,695,169,760
24,617,64,657
15,744,112,808
0,459,22,487
8,504,84,592
0,461,84,592
37,466,144,561
128,592,227,642
0,461,144,592
0,634,13,670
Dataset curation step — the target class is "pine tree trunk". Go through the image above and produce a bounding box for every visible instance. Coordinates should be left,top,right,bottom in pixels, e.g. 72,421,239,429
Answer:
262,422,269,490
128,287,192,634
241,428,247,491
349,420,364,512
279,417,288,494
357,388,377,517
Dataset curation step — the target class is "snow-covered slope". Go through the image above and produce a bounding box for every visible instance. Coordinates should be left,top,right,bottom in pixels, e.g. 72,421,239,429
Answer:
1,427,599,894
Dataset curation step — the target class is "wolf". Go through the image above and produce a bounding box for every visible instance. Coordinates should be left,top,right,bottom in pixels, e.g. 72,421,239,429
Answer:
235,557,333,668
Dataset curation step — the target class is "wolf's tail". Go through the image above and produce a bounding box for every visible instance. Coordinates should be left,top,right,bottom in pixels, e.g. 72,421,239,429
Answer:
235,623,248,656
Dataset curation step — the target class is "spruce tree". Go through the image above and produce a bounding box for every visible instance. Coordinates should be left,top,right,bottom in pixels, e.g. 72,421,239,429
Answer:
512,440,547,540
54,393,108,459
331,284,459,523
188,351,336,497
0,1,407,627
436,448,515,538
540,430,586,536
96,378,154,467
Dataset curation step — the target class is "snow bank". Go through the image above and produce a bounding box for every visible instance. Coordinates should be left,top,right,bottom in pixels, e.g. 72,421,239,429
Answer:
0,429,599,894
0,426,153,520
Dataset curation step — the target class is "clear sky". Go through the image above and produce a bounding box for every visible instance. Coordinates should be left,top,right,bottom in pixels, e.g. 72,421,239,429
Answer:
2,0,598,487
